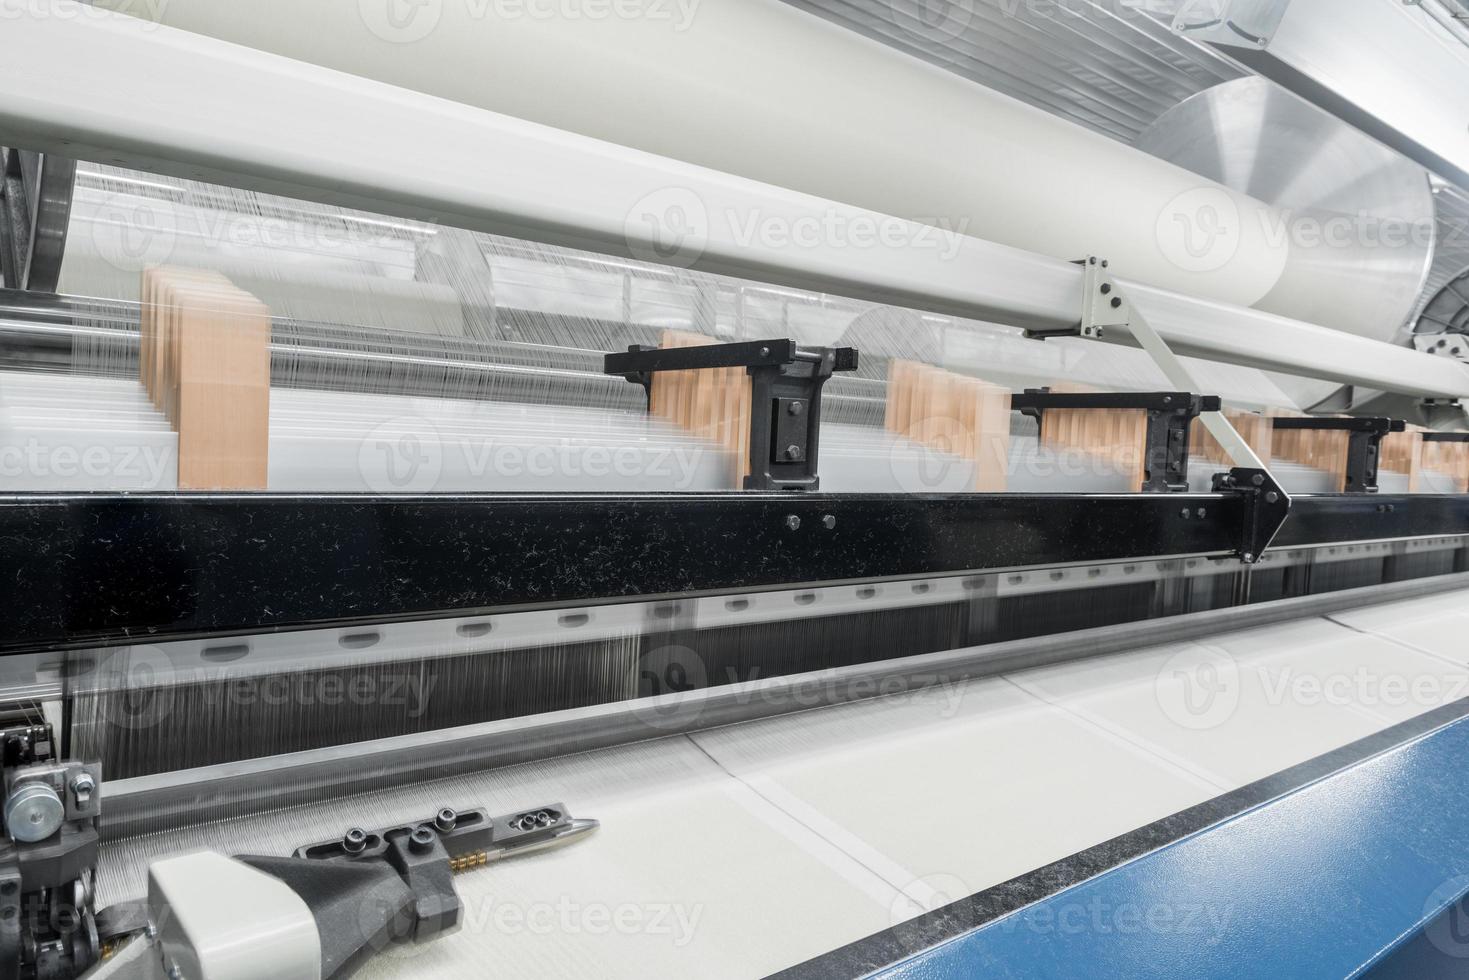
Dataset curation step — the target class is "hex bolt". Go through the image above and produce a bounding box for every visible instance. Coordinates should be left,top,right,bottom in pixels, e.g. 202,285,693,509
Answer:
1110,298,1123,309
343,828,368,854
787,401,805,417
410,825,437,853
1251,474,1266,487
785,445,803,460
1266,492,1281,505
1180,509,1191,519
70,773,96,808
1100,284,1112,295
822,515,837,530
1196,508,1207,519
435,808,457,833
785,515,801,531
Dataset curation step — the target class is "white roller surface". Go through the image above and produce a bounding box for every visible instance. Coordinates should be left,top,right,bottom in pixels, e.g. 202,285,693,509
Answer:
107,0,1306,319
94,588,1469,978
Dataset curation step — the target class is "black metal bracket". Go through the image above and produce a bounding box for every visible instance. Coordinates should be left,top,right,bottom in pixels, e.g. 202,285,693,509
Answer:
1211,467,1292,564
604,339,859,492
1272,417,1406,493
1422,432,1469,444
1011,389,1222,493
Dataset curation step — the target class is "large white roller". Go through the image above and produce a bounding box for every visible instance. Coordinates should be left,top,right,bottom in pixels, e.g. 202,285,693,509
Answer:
100,0,1338,325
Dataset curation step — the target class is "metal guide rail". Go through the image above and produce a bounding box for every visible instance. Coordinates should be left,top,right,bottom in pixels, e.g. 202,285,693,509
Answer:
0,483,1465,657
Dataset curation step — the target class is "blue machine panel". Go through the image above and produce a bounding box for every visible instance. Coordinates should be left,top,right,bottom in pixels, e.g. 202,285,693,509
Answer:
875,714,1469,979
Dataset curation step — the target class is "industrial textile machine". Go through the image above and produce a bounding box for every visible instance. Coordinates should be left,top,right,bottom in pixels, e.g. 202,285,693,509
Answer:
5,0,1469,977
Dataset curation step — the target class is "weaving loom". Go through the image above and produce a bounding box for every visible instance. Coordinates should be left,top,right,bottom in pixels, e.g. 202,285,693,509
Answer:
3,0,1469,977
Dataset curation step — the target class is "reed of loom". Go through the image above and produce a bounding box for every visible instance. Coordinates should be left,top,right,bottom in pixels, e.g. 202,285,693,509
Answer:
1423,437,1469,493
884,360,1011,491
1003,382,1148,491
1188,411,1275,468
141,267,272,490
647,330,752,486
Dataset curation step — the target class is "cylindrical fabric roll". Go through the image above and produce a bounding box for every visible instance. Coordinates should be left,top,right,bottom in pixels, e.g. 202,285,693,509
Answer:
103,0,1331,326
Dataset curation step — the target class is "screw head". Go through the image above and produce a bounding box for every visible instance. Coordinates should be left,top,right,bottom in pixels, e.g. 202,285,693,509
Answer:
785,515,801,531
758,346,771,358
410,825,437,853
822,515,837,530
787,401,805,417
785,445,803,461
1251,474,1266,487
1266,492,1280,504
343,827,368,853
435,808,457,833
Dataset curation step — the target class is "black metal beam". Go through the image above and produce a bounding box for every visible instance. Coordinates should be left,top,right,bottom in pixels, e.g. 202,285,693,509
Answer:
0,491,1244,656
0,491,1463,657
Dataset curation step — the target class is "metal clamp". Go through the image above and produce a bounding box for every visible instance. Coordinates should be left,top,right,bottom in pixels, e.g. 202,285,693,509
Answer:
605,339,859,492
1271,417,1405,493
1211,467,1292,565
1011,388,1222,493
